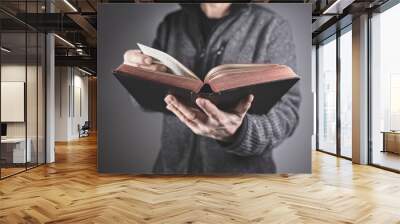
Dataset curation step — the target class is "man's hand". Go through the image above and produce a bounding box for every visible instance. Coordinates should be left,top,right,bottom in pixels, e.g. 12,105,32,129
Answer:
164,94,254,142
123,49,167,72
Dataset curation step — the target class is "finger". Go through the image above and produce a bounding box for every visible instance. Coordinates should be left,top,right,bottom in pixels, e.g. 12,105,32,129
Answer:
165,95,199,122
165,103,191,124
166,103,199,131
195,98,224,123
138,64,168,72
233,94,254,116
167,103,211,136
155,64,168,72
123,49,153,65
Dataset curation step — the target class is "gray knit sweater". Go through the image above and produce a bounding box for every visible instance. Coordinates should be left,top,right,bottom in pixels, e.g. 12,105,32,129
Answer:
152,4,301,173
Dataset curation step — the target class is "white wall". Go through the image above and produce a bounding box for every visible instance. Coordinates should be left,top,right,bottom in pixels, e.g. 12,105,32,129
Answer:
1,64,39,138
55,67,89,141
71,72,89,138
1,82,25,122
1,65,26,133
55,66,70,141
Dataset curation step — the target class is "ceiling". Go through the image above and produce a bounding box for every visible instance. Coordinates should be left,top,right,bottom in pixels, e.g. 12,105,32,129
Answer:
0,0,393,75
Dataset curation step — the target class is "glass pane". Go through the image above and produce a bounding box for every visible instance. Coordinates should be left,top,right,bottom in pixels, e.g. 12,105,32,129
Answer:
340,29,352,158
371,3,400,171
38,32,45,165
27,31,38,169
25,0,39,169
1,31,27,177
0,1,46,178
318,37,337,154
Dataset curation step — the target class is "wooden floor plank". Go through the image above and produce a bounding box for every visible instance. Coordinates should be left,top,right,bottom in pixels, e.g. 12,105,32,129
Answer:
0,135,400,223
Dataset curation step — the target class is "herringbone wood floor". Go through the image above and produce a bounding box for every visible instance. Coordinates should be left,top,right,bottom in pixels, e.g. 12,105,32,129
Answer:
1,135,400,224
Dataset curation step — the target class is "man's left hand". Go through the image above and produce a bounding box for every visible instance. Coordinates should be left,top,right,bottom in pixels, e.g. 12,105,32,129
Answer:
164,94,254,142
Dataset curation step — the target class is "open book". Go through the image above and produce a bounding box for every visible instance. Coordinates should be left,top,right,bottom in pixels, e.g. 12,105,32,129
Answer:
113,43,300,114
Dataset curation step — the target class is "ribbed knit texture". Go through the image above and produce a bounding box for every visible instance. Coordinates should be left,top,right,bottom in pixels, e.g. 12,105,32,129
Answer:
152,4,301,173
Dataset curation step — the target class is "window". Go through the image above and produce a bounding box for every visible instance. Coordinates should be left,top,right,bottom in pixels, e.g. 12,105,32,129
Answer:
317,36,337,154
316,26,353,159
339,28,352,158
370,3,400,171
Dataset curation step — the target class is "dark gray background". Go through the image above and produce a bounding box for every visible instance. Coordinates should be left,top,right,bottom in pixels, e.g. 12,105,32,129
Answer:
98,3,312,173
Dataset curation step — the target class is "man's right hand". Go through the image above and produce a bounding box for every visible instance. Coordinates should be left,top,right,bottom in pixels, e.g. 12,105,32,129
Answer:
123,49,167,72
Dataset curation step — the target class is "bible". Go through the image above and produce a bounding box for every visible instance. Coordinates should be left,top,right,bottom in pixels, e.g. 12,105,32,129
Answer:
113,43,300,114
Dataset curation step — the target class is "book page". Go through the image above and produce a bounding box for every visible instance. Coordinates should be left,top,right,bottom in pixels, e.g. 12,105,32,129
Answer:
137,43,199,80
205,64,274,81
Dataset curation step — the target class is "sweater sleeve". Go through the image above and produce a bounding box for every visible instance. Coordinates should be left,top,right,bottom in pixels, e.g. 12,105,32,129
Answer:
221,18,301,157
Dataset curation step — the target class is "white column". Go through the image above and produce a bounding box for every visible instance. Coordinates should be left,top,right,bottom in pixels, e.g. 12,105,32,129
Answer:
352,14,369,164
46,32,55,163
312,45,317,150
45,0,56,163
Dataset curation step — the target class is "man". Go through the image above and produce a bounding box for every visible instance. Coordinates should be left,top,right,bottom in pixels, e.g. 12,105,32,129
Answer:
123,3,301,173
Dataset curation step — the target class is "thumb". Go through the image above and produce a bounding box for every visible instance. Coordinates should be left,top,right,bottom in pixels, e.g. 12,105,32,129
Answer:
233,94,254,116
